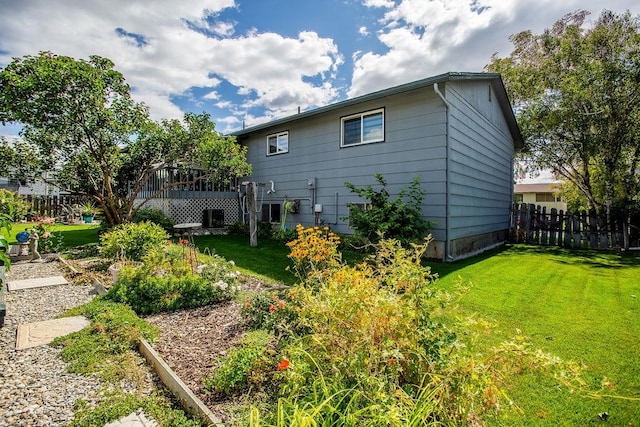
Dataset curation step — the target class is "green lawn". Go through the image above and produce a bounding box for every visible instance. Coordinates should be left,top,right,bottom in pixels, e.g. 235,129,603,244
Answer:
194,233,294,284
430,245,640,426
7,222,101,248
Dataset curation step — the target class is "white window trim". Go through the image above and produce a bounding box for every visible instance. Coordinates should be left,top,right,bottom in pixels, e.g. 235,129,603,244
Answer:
340,108,385,148
267,131,289,156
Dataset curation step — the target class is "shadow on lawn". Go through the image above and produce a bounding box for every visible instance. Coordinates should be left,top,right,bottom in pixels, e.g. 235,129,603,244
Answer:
507,244,640,269
429,243,640,279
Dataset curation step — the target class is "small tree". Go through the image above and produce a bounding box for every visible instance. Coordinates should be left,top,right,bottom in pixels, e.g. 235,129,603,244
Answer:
0,52,251,226
343,173,435,243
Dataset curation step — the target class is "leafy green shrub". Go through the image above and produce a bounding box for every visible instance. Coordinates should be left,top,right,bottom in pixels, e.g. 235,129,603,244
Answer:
99,221,169,261
105,266,235,315
226,221,249,235
273,227,297,242
104,246,239,315
258,221,274,239
343,173,435,244
30,221,64,253
132,206,174,233
0,189,31,221
241,290,301,335
204,330,276,394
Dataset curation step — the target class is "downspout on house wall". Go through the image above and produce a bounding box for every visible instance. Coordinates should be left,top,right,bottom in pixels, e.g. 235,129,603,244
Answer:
433,82,452,261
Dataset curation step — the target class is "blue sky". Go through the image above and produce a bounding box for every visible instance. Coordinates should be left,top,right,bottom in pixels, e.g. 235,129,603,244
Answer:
1,0,640,137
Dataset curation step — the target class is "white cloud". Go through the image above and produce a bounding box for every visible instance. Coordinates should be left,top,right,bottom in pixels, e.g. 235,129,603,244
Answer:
206,31,343,122
350,0,640,97
0,0,342,127
362,0,395,8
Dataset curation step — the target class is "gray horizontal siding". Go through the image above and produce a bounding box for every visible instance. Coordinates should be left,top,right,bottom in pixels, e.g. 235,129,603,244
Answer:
241,86,448,235
446,81,515,241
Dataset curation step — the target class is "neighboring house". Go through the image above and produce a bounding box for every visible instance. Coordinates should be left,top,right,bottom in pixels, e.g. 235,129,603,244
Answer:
514,182,567,212
0,177,21,193
0,174,67,196
231,72,523,261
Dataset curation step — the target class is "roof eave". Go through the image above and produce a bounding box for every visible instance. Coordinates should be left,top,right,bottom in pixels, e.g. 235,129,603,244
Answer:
230,72,524,151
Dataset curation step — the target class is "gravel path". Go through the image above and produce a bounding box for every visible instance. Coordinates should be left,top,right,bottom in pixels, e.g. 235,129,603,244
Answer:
0,261,102,427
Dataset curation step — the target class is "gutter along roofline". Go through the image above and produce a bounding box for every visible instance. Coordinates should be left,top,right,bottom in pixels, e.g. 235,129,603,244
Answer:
230,72,523,150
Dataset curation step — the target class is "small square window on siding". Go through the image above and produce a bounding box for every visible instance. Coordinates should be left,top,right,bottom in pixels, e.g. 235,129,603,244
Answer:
341,108,384,147
267,131,289,155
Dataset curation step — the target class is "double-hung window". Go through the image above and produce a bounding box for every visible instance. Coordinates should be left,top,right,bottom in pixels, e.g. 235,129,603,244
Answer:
267,131,289,155
341,108,384,147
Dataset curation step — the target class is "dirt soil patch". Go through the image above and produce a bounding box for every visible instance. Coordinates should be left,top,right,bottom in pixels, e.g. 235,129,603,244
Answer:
144,275,271,424
65,258,276,424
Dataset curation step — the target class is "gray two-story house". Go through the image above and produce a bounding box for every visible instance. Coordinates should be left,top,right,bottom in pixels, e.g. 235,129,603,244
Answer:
232,72,522,261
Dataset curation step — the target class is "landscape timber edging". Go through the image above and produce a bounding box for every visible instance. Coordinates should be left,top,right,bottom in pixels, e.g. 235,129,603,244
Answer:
138,338,225,427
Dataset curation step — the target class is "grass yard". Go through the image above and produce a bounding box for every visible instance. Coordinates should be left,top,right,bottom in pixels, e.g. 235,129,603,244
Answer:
430,245,640,426
7,222,101,248
195,233,295,284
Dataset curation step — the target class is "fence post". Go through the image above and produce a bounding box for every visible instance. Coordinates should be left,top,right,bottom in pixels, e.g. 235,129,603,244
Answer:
563,212,572,247
525,204,534,243
588,209,598,249
550,208,557,246
572,214,581,248
598,214,608,248
541,206,548,245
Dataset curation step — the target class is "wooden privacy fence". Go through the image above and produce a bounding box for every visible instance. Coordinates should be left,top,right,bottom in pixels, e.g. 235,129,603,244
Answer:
24,194,88,220
509,203,639,250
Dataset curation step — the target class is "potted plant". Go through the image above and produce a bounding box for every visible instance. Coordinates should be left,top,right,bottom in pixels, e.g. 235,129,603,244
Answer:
81,201,95,223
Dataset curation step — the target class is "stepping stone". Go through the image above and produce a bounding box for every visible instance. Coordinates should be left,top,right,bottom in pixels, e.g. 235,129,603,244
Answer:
105,411,158,427
7,275,68,291
16,316,89,350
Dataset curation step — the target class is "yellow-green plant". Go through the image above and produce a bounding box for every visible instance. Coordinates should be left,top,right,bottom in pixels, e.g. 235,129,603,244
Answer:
99,221,169,262
244,226,584,425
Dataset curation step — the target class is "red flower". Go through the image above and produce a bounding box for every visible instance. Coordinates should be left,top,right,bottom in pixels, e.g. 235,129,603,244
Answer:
277,359,290,371
389,358,397,366
277,299,285,309
269,305,276,312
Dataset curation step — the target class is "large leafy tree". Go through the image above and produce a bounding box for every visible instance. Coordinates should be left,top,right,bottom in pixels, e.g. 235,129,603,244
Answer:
0,52,251,226
487,10,640,213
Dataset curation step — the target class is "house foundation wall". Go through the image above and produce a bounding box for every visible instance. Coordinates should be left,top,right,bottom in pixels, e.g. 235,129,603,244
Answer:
448,230,508,261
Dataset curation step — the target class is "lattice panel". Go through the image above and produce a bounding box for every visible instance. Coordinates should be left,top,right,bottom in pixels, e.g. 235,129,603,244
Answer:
136,198,239,226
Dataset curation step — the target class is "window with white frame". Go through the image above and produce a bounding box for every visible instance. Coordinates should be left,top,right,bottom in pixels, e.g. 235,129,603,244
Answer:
341,108,384,147
267,131,289,155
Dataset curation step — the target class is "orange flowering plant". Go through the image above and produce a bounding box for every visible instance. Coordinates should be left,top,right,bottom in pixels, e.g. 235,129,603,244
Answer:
240,290,302,336
286,224,341,285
